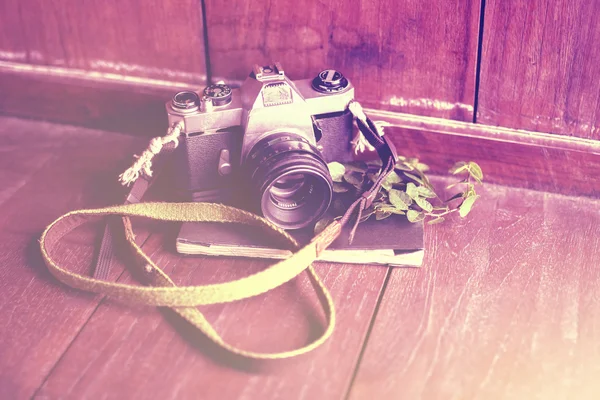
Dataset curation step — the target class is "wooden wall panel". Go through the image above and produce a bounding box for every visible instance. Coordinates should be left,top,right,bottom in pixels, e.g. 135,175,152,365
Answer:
0,67,176,136
205,0,481,121
365,109,600,198
0,0,206,83
478,0,600,138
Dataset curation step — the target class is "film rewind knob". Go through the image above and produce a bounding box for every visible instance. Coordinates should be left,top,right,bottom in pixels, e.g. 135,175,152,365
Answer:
311,69,349,93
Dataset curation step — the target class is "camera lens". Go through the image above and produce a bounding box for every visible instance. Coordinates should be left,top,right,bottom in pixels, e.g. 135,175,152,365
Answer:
246,133,333,230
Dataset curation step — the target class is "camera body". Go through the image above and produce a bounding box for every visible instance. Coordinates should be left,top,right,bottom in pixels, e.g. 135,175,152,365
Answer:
166,63,356,229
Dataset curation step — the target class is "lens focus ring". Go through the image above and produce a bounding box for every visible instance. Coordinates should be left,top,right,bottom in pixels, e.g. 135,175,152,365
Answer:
245,133,333,230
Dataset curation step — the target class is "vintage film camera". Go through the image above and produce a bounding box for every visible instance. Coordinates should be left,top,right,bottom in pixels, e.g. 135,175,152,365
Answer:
166,63,357,230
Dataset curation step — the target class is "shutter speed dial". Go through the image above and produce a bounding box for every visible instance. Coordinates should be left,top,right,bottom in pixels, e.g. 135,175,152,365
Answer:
203,83,233,107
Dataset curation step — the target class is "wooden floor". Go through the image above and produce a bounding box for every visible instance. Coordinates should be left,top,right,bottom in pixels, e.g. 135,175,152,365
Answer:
1,116,600,400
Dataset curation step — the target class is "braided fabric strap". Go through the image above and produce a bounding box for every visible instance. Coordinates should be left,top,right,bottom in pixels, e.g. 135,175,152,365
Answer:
118,121,184,186
39,100,397,360
40,202,339,360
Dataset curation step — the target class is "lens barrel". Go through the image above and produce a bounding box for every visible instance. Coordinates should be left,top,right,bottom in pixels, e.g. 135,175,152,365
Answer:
246,133,333,230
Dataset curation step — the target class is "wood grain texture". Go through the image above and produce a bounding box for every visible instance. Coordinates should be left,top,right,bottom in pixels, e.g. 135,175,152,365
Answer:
0,66,177,136
2,63,599,198
349,181,600,399
0,0,206,83
3,116,600,398
205,0,480,120
37,229,388,400
478,0,600,138
364,109,600,198
0,117,152,399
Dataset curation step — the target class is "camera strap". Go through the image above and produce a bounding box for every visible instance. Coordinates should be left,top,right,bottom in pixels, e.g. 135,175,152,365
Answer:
38,101,397,361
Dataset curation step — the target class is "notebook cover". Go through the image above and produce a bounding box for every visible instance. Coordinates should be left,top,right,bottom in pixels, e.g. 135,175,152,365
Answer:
176,214,424,266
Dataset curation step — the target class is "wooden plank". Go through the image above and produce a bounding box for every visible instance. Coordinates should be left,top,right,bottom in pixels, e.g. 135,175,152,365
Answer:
364,109,600,197
0,117,153,399
0,117,144,230
0,65,185,136
0,0,206,83
205,0,481,121
478,0,600,138
37,229,389,399
349,181,600,399
3,64,599,199
0,118,60,206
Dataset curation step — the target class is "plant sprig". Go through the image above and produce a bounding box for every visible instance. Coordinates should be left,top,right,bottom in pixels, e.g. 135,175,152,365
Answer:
322,157,483,231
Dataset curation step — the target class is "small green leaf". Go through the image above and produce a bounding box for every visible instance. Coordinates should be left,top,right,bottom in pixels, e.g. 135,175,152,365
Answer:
407,210,425,223
465,183,477,198
403,172,424,185
446,178,467,189
375,209,392,220
376,204,405,215
375,191,387,202
384,171,402,185
427,216,446,225
468,161,484,183
395,162,414,172
459,194,480,217
406,182,419,199
372,202,385,211
314,217,332,235
328,162,345,182
389,189,411,210
359,207,375,223
445,192,464,202
417,185,436,198
449,161,469,175
415,162,430,172
343,171,364,187
367,159,383,167
333,182,351,193
344,161,369,173
415,197,433,212
397,190,413,205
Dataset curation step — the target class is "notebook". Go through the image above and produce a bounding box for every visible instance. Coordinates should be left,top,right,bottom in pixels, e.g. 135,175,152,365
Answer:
176,213,424,267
